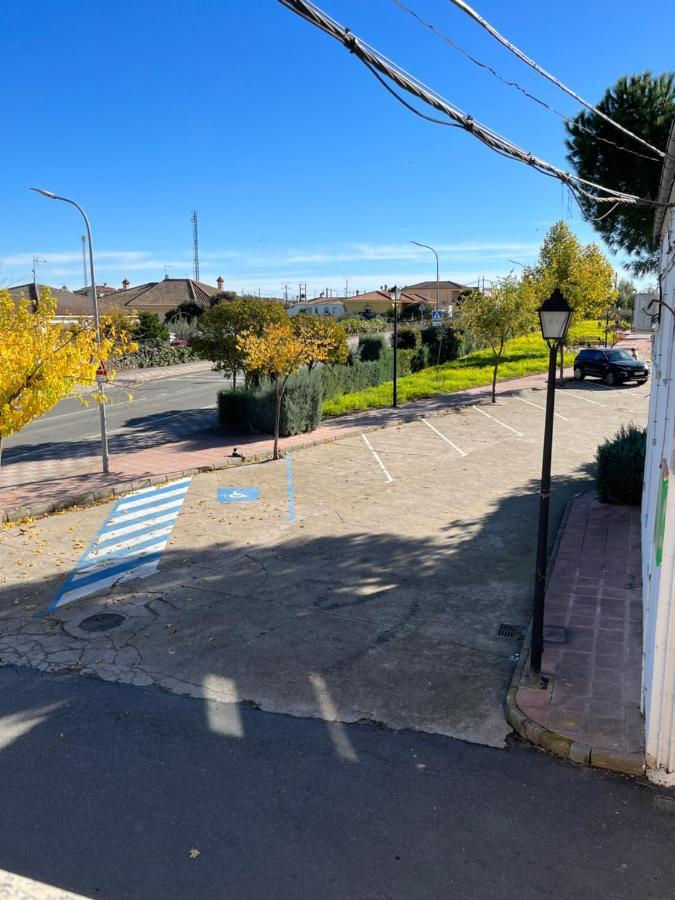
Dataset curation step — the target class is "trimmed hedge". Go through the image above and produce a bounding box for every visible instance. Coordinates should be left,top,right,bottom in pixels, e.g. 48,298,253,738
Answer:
218,370,323,437
117,341,196,369
596,424,646,505
358,335,387,361
395,327,421,350
218,349,418,437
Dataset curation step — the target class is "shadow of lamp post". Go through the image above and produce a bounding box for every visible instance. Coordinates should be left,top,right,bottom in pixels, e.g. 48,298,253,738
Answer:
389,285,402,408
530,288,573,684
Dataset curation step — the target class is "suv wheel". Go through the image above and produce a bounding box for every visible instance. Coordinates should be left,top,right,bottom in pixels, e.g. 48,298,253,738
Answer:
574,367,585,381
605,371,617,386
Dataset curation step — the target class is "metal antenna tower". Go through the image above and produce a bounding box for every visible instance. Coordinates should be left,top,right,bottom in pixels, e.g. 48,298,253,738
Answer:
81,235,88,293
191,210,200,281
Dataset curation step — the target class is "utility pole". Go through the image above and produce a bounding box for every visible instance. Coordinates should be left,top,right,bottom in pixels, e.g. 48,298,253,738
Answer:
191,210,200,281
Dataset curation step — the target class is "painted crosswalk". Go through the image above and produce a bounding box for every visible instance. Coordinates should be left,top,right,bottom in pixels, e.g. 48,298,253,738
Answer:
47,477,192,612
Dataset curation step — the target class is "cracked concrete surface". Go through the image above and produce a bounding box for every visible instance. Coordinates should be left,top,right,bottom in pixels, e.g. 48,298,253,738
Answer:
0,383,649,747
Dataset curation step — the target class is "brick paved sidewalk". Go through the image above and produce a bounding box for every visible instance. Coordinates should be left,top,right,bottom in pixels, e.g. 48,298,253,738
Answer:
1,367,577,521
510,492,645,775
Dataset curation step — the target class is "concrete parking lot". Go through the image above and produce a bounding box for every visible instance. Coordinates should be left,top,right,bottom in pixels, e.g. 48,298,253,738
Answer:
0,379,649,748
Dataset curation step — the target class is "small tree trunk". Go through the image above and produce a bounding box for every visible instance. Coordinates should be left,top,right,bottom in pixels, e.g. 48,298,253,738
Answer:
492,360,498,402
0,434,3,471
273,382,282,460
232,370,237,391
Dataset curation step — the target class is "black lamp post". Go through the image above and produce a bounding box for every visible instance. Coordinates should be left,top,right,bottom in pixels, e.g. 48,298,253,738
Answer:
389,285,401,408
531,288,573,683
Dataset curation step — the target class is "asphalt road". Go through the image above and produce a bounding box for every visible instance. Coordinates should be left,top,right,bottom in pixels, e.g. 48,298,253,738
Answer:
2,371,228,464
0,666,673,900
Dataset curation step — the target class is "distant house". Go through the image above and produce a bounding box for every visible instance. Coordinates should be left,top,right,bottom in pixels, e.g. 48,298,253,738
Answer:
402,280,469,311
288,298,346,317
74,283,119,298
102,276,221,321
342,289,429,318
6,282,122,321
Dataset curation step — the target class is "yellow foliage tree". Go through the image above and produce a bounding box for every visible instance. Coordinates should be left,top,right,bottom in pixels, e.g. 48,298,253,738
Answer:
0,290,121,467
237,320,334,459
291,315,349,370
528,221,616,320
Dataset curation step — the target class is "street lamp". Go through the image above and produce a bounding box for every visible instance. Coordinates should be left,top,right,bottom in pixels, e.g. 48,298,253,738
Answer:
30,188,110,474
389,285,402,408
410,241,439,311
531,288,573,683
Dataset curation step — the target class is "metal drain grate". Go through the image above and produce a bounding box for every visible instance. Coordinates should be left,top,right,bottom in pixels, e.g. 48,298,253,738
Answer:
79,613,125,633
496,622,523,640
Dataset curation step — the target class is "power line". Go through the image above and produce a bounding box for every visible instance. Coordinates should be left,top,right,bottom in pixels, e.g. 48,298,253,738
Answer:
393,0,663,163
277,0,671,210
444,0,665,159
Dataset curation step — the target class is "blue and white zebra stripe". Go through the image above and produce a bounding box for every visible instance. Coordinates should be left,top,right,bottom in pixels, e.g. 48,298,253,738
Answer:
48,477,192,612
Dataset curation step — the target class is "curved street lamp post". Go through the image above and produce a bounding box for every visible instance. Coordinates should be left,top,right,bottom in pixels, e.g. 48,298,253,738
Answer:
410,241,439,311
530,288,573,683
30,188,110,474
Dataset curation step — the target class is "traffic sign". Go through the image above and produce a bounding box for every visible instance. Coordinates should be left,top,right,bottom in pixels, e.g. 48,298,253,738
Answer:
217,487,260,503
95,360,107,377
431,310,445,327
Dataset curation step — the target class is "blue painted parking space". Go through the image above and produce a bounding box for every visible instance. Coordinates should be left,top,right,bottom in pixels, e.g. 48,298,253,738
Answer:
46,477,192,613
217,487,260,503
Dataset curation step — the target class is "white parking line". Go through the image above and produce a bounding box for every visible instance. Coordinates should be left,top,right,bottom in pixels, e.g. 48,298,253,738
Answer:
472,405,524,436
560,390,606,408
515,395,569,421
362,434,394,483
422,419,467,456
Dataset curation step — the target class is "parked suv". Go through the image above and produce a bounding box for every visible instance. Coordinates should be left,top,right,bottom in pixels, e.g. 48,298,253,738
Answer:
573,348,649,386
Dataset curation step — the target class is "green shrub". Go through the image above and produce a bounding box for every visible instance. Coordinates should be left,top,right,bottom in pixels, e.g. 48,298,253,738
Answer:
395,327,420,350
358,335,387,361
217,389,248,429
133,311,170,343
339,316,388,336
596,424,646,505
117,341,195,369
218,371,322,437
411,344,430,372
379,349,414,380
321,360,383,401
421,323,461,364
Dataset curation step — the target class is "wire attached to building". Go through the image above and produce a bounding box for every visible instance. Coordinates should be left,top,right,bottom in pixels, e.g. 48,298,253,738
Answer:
445,0,665,159
277,0,672,211
393,0,662,164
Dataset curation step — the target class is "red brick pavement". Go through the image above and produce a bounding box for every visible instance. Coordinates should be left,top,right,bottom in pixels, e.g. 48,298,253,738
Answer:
515,492,645,773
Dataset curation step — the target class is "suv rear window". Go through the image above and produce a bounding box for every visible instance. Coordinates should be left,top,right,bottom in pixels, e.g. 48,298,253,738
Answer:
578,349,593,360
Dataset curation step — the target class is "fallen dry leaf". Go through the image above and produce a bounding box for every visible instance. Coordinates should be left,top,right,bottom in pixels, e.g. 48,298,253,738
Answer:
188,848,200,859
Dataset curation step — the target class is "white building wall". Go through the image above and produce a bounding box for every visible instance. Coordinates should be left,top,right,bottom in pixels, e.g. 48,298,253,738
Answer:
642,208,675,779
633,292,657,331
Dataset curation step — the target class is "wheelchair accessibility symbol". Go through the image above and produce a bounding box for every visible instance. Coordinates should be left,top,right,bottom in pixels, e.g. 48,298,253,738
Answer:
217,487,260,503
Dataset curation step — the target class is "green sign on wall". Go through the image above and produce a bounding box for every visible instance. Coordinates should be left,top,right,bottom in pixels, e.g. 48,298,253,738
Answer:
654,462,669,567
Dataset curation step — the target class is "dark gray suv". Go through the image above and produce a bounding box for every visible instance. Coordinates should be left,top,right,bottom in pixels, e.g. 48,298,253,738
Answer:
573,348,649,386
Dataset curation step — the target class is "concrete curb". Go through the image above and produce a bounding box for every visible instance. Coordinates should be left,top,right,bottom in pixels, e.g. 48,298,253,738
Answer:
0,369,571,525
504,494,646,778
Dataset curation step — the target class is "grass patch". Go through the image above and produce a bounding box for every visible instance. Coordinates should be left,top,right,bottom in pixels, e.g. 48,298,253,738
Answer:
323,333,575,416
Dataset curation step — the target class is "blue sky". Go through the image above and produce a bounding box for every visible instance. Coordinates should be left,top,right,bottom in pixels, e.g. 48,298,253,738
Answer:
2,0,673,298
